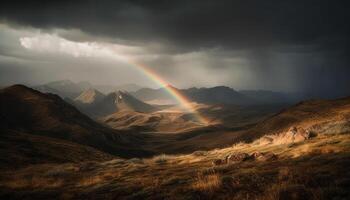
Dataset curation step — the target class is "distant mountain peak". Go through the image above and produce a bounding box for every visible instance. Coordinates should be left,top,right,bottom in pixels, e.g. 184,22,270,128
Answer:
4,84,28,91
3,84,49,99
75,88,105,104
115,91,156,113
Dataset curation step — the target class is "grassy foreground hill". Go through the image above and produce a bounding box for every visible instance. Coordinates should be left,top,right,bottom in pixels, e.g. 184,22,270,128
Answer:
0,120,349,199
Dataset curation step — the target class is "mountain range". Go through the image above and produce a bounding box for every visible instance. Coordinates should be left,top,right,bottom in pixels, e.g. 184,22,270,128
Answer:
131,86,297,105
34,80,143,99
34,80,91,99
72,89,157,118
34,80,299,106
3,84,350,157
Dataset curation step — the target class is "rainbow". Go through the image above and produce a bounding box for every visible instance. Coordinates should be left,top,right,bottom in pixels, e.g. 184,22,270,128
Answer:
19,33,209,124
123,59,209,125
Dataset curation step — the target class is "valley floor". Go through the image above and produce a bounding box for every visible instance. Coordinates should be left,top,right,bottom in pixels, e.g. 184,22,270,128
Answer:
1,131,349,200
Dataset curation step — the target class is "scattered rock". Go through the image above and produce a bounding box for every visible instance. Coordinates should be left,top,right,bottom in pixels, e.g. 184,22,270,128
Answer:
225,153,250,163
215,151,278,166
250,151,264,159
258,152,278,161
255,126,314,146
212,159,225,166
249,151,278,161
286,126,311,143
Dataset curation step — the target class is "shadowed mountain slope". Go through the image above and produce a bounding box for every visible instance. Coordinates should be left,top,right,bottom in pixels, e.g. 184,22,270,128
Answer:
184,86,253,105
0,130,115,169
132,86,256,105
239,90,293,104
0,85,153,159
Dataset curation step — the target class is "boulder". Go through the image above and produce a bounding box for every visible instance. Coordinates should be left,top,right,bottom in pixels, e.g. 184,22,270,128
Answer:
225,153,250,163
294,127,311,142
249,152,278,161
250,151,264,159
259,152,278,161
281,126,311,144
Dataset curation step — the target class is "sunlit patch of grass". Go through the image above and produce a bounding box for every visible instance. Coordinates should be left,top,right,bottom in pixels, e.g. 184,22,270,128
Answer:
192,150,208,156
77,169,122,187
77,176,105,187
232,141,249,149
100,159,125,166
192,173,221,193
148,154,176,165
285,134,350,158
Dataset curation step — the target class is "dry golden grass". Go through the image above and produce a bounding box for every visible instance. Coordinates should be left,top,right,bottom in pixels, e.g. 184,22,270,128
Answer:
260,166,327,200
152,154,169,164
144,153,188,165
77,176,105,187
1,127,349,199
192,173,221,193
134,176,161,191
4,176,64,189
77,168,122,187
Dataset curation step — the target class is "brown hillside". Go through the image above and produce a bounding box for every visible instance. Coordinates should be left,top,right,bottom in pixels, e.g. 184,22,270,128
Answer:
0,85,153,158
136,97,350,154
0,130,115,169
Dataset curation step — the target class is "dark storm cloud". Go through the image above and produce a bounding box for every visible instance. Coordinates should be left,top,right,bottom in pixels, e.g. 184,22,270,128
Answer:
0,1,350,98
1,0,349,52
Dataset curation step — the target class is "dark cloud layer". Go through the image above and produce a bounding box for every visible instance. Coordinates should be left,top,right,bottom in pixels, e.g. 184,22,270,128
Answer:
0,1,350,98
1,0,349,51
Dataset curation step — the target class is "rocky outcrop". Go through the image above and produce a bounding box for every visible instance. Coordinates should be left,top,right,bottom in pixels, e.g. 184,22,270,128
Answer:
212,159,225,166
256,126,312,145
212,151,278,166
225,153,249,163
285,126,311,143
249,152,278,161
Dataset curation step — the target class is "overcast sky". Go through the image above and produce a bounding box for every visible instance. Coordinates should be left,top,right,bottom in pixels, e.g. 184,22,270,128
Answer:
0,0,349,97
